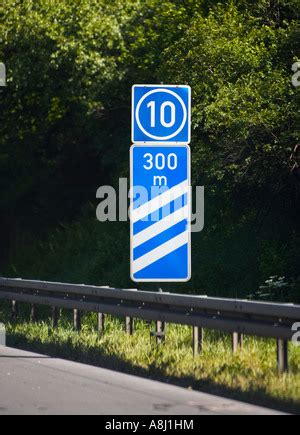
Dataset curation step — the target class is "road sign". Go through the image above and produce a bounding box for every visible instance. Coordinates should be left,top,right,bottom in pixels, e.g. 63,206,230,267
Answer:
132,85,191,144
130,145,191,282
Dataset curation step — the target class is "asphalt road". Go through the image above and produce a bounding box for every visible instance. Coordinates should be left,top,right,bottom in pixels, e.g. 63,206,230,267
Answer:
0,346,282,415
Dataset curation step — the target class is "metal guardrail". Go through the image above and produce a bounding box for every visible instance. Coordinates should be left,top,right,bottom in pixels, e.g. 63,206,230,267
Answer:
0,277,299,372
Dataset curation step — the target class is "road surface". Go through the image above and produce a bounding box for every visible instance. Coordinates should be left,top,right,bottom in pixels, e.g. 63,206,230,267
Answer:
0,346,282,415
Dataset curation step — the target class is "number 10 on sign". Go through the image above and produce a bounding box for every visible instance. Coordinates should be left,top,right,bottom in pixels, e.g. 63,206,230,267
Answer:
132,85,191,144
130,145,191,282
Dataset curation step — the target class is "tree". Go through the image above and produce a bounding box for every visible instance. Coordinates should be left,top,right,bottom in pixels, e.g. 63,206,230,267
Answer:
159,1,300,199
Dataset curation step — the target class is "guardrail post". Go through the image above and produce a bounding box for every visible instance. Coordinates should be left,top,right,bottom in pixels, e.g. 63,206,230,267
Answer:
30,304,36,322
73,309,81,331
125,317,133,335
11,300,18,322
193,326,204,356
232,332,243,353
97,313,105,335
156,321,165,345
150,321,166,344
277,339,288,373
52,307,59,328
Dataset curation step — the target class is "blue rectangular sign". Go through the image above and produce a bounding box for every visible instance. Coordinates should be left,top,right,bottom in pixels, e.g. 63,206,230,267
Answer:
130,145,191,282
132,85,191,145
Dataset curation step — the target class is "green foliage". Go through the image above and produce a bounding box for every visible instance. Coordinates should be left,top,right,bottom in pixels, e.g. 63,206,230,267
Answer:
5,209,131,288
0,0,134,217
160,2,300,192
0,0,299,300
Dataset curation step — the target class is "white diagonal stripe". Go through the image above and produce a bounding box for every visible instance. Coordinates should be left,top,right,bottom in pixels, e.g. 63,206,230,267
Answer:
131,180,189,223
133,205,189,249
132,231,189,275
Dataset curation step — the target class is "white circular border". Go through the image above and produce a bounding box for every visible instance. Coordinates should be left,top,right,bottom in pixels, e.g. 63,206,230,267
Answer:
135,89,187,141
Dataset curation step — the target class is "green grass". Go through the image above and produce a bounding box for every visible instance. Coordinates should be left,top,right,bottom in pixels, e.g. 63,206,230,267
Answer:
1,302,300,414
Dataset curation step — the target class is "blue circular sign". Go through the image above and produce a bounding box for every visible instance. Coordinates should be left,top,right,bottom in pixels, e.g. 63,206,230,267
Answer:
132,86,191,144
